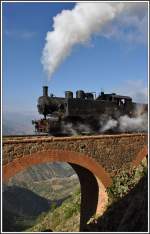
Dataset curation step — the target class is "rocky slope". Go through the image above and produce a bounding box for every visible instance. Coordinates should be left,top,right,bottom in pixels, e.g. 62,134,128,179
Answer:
3,162,79,232
85,172,148,232
26,188,81,232
26,165,148,232
85,160,148,232
3,159,148,232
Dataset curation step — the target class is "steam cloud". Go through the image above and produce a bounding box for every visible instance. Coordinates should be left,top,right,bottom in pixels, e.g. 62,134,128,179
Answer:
61,105,147,135
101,118,118,132
100,105,148,133
100,113,147,133
61,122,91,136
41,2,146,78
119,113,147,132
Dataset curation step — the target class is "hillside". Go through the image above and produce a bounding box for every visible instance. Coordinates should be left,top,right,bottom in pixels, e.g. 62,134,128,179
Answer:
6,162,78,200
27,159,147,232
85,159,148,232
26,161,148,232
3,159,147,232
3,162,80,232
3,186,50,232
85,172,148,232
26,188,81,232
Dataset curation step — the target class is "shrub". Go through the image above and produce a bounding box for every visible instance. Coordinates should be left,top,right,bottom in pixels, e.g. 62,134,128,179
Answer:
107,158,147,204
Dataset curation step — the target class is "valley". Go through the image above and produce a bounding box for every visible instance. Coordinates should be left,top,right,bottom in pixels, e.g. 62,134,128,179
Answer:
3,162,80,232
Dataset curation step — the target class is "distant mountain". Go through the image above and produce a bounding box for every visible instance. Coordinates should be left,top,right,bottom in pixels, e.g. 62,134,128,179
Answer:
8,162,75,185
3,162,79,232
2,111,39,135
7,162,78,200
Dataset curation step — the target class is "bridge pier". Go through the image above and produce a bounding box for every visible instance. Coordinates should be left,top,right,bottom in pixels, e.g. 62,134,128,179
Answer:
70,163,100,231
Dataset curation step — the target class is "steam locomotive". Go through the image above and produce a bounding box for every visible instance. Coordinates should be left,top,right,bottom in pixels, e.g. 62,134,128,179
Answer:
32,86,147,135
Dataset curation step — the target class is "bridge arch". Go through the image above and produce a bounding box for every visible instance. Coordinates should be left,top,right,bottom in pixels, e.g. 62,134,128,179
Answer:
3,149,112,231
132,145,148,167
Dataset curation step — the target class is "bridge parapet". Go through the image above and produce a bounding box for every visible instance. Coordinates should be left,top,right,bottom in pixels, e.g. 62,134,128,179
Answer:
3,133,148,174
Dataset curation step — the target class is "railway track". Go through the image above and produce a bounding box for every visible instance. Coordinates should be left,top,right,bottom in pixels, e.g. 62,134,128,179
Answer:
2,131,146,140
2,130,146,138
2,134,51,141
2,134,48,138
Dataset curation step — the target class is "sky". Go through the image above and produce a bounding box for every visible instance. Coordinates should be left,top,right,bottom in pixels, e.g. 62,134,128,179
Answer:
2,1,148,116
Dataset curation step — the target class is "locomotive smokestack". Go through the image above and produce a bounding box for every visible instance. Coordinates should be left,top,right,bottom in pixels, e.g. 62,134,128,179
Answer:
43,86,48,96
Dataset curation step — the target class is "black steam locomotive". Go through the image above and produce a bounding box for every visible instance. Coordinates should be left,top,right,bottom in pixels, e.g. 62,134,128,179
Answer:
32,86,147,135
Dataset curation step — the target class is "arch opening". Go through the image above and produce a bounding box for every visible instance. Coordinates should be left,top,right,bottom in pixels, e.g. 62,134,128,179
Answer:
3,161,81,232
3,150,111,231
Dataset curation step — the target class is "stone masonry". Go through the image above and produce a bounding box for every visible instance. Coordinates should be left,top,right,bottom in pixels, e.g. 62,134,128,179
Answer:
3,133,148,176
2,133,148,230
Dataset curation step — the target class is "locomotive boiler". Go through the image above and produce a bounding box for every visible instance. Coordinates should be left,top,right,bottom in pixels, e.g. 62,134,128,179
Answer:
32,86,147,135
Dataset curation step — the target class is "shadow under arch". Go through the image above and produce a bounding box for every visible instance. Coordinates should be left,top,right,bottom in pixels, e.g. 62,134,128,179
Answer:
3,149,112,231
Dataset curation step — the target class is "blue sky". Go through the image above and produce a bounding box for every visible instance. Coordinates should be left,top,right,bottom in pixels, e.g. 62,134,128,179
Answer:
2,2,148,115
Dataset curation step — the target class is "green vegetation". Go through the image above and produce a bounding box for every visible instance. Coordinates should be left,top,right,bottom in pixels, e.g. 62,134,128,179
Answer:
4,160,147,232
26,187,81,232
84,158,148,233
4,162,80,232
27,159,147,232
25,159,147,232
107,158,147,205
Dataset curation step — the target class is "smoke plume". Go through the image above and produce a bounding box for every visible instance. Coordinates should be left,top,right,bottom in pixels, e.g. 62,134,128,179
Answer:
100,118,118,132
41,2,143,78
61,122,78,136
100,105,148,133
61,122,92,136
119,113,147,132
61,104,147,135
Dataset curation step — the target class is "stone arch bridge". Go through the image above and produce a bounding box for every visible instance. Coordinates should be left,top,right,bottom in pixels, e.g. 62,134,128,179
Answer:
2,133,148,231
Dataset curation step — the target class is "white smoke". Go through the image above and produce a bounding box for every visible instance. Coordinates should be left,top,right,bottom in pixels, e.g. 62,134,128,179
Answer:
100,118,118,132
100,105,148,133
41,2,144,78
61,122,92,136
59,104,148,135
76,123,91,134
119,113,147,132
61,122,78,135
62,111,147,135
